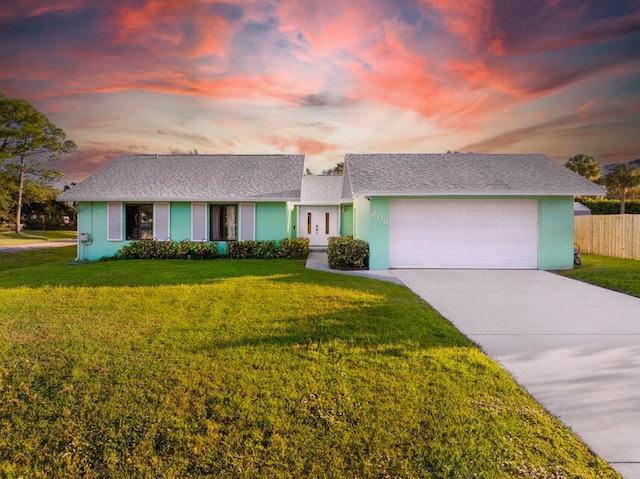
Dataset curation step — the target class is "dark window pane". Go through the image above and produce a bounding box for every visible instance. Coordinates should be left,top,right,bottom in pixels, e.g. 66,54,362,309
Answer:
125,204,153,240
210,204,237,240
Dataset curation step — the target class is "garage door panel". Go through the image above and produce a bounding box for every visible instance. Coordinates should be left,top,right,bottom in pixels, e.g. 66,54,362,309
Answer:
390,199,538,269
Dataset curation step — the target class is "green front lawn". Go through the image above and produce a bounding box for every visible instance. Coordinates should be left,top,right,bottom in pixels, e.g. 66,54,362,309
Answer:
0,249,620,478
557,254,640,298
0,229,76,246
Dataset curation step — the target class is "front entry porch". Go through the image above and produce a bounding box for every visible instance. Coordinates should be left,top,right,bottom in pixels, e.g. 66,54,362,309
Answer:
298,205,339,248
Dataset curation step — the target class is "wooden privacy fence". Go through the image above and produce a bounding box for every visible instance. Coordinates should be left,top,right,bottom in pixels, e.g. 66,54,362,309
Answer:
574,215,640,260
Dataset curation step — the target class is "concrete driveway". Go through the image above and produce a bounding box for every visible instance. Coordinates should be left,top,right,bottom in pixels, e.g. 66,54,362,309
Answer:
392,269,640,479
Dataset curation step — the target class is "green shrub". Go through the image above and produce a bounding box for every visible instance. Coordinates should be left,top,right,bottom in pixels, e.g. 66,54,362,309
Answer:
277,238,310,259
228,238,309,259
115,240,220,260
228,240,266,259
116,238,309,260
577,198,640,214
327,235,369,270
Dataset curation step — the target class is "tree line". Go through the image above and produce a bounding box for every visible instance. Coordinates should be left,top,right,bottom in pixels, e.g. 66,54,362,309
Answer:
565,153,640,214
1,93,76,233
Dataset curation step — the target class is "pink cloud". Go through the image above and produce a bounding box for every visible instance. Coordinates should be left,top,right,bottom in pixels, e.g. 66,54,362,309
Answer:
0,0,84,21
108,1,235,58
418,0,494,53
267,135,337,155
276,0,385,56
2,0,638,177
57,148,130,182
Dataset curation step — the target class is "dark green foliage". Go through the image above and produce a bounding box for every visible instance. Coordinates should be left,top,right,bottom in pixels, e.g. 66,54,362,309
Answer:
321,162,344,175
115,239,221,260
228,240,277,259
277,238,310,259
115,238,309,260
601,163,640,214
327,235,369,270
228,238,309,259
577,198,640,214
564,154,600,181
1,93,76,232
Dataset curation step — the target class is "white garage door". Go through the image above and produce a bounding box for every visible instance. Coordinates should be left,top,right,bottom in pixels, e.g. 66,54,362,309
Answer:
389,199,538,269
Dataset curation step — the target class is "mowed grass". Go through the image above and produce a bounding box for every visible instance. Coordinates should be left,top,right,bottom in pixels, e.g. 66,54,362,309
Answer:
0,229,76,246
557,253,640,298
0,250,620,478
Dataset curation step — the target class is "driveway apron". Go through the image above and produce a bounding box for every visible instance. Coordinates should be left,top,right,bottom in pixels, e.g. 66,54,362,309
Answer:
392,269,640,478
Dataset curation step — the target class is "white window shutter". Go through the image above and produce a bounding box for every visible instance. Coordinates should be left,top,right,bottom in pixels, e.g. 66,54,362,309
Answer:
239,203,255,241
191,202,207,241
107,202,123,241
154,202,170,240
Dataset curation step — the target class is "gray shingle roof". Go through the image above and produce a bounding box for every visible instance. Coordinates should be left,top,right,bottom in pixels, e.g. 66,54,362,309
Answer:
344,153,605,197
58,154,305,202
300,175,344,204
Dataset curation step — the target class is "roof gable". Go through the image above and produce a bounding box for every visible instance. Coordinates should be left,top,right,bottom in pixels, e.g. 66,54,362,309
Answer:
58,154,305,202
345,153,605,197
300,175,344,204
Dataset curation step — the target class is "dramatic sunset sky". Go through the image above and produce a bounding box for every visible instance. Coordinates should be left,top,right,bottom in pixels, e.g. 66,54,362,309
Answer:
1,0,639,181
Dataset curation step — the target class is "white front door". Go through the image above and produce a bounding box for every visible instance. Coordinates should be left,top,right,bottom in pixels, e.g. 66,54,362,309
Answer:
299,206,339,246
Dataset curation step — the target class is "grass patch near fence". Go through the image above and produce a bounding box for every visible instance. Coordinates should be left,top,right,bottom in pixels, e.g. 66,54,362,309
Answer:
0,249,620,478
557,254,640,298
0,229,76,246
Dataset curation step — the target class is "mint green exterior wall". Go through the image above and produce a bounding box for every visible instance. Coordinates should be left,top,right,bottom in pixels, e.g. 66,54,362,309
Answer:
255,202,288,240
340,204,353,236
351,196,390,270
170,202,191,241
353,196,370,241
538,196,574,270
351,195,576,270
76,201,291,261
77,202,129,261
367,197,391,270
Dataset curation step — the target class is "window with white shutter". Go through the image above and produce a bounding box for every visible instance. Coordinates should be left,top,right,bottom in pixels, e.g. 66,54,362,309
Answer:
107,202,123,241
154,203,170,240
191,202,207,241
239,203,255,241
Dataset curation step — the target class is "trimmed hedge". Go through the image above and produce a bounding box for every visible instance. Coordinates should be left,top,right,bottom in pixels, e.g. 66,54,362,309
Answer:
115,239,221,260
577,198,640,215
228,238,309,259
115,238,309,260
327,235,369,270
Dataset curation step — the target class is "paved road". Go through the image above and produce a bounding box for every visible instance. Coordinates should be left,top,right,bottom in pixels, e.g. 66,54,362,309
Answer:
0,239,76,253
393,269,640,479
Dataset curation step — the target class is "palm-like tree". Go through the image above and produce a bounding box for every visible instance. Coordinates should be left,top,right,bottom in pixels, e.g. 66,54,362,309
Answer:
603,163,640,214
564,154,600,181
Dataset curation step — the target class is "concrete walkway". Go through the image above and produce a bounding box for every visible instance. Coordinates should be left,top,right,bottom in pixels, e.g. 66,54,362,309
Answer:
306,250,404,284
393,269,640,479
0,239,76,253
306,253,640,477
